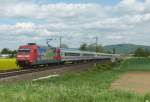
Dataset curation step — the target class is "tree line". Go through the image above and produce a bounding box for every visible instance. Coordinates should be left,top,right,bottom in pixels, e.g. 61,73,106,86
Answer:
134,47,150,57
0,48,17,57
79,43,104,53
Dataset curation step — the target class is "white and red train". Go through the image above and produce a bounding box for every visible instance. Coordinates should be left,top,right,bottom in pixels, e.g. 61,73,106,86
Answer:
16,43,120,68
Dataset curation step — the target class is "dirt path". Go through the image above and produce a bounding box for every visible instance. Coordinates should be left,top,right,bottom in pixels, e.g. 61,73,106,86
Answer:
111,71,150,94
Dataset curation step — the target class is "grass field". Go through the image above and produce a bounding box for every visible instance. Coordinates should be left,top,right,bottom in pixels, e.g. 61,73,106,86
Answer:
0,58,150,102
0,58,18,71
120,58,150,71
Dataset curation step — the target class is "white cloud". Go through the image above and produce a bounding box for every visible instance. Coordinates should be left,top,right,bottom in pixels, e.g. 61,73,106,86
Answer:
106,35,123,40
0,1,150,49
0,3,107,20
115,0,150,14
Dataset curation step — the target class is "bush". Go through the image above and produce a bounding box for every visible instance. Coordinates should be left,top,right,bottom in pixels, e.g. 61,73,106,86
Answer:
96,62,112,70
95,61,120,71
134,47,150,57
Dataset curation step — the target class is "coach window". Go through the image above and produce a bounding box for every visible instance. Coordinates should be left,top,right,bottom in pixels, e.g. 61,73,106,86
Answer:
83,54,94,56
65,52,80,56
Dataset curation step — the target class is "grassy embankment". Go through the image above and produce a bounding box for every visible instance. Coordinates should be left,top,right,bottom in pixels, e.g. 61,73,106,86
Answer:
0,58,18,71
0,58,150,101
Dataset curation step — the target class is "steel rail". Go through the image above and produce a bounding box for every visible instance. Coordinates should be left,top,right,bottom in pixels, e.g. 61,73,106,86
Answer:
0,61,96,79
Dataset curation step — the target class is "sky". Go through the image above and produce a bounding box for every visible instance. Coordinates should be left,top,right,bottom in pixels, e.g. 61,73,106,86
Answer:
0,0,150,49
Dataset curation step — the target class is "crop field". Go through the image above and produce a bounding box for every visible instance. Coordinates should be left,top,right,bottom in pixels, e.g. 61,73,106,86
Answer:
0,58,150,102
0,58,18,71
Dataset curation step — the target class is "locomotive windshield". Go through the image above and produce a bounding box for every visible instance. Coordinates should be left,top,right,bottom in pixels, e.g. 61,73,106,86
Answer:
18,49,30,54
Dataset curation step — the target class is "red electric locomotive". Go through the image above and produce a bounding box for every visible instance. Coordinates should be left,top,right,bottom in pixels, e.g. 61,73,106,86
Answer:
16,43,61,67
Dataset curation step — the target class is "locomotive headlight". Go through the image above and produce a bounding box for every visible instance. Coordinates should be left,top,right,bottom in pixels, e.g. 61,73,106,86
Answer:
25,55,30,57
17,55,23,58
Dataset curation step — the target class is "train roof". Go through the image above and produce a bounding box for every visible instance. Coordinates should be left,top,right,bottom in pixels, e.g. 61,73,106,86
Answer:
18,44,120,56
60,48,121,55
38,45,55,49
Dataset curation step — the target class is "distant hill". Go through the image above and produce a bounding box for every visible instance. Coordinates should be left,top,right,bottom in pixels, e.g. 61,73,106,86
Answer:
104,44,150,54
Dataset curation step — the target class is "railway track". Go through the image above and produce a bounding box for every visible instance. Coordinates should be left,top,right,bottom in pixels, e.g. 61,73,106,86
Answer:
0,61,96,79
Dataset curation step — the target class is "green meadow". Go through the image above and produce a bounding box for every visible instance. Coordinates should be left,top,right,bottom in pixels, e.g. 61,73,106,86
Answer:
120,58,150,71
0,58,150,102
